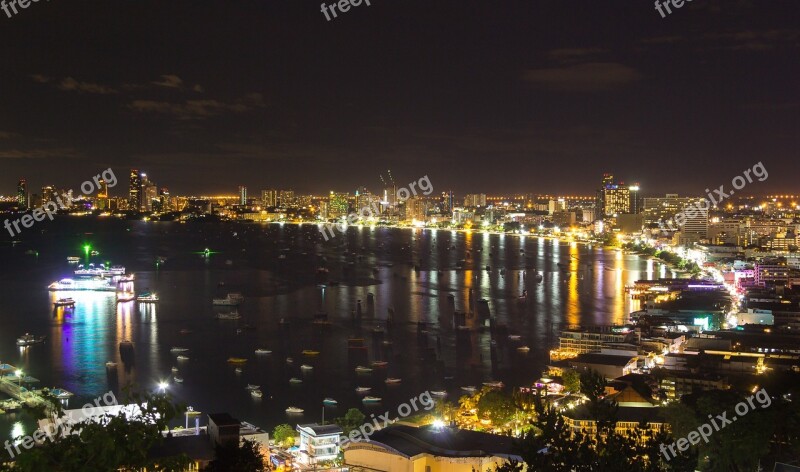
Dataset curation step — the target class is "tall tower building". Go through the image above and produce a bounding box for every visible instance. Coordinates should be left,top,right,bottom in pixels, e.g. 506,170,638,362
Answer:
629,184,641,214
239,186,247,206
17,179,27,209
327,192,350,219
129,169,141,211
41,185,56,204
261,189,277,207
96,180,109,209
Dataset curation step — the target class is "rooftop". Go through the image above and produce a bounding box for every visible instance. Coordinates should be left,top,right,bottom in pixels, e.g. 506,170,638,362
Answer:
351,424,519,459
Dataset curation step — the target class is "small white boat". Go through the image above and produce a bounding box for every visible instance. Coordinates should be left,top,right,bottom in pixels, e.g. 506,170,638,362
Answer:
66,256,80,264
461,386,477,393
323,398,338,406
177,355,190,361
255,348,272,355
385,378,402,384
246,384,260,390
51,389,73,400
136,292,159,303
216,311,241,320
174,376,184,383
517,346,530,353
170,347,189,353
171,367,179,373
54,298,75,307
105,361,117,368
431,390,447,397
212,293,244,306
251,390,263,398
286,357,294,364
300,364,313,371
508,335,522,341
371,361,388,367
362,396,382,404
17,333,46,346
286,406,304,414
355,366,373,374
289,377,302,384
355,387,371,393
483,381,504,388
234,367,243,374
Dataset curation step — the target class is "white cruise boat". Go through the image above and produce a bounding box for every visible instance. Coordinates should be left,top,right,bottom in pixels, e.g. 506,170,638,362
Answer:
48,278,116,292
254,348,272,355
285,406,303,414
74,264,125,277
251,390,263,398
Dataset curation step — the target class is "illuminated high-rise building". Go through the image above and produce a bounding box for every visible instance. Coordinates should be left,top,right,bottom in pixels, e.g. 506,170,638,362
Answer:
629,184,641,214
463,194,486,208
41,185,56,204
239,186,247,206
278,190,295,208
96,180,109,209
129,169,141,211
440,191,454,214
17,179,27,209
405,196,427,221
327,192,350,219
596,173,631,217
261,189,278,207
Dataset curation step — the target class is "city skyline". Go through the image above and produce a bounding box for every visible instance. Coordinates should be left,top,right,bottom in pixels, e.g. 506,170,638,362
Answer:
0,1,798,195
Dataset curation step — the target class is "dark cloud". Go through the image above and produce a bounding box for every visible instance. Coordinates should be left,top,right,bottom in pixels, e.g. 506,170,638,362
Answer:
523,62,641,91
57,77,118,94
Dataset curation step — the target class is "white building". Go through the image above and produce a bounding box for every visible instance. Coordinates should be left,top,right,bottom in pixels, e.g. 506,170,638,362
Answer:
296,423,343,465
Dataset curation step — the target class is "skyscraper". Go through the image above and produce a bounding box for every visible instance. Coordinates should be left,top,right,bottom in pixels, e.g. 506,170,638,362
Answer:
17,179,27,209
239,186,247,206
327,192,350,219
261,189,277,207
129,169,141,211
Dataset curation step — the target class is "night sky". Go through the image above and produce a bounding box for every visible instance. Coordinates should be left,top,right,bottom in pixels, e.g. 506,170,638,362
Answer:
0,0,798,196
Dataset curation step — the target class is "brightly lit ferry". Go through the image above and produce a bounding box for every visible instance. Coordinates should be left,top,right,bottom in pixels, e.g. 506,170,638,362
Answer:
48,278,117,292
74,263,126,277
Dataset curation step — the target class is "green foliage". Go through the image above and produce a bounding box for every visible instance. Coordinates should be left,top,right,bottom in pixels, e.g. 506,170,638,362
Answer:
477,390,517,427
271,424,296,448
561,369,581,394
334,408,366,435
0,391,189,472
207,438,266,472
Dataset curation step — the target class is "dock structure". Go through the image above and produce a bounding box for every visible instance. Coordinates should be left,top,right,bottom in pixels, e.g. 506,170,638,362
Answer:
0,363,53,409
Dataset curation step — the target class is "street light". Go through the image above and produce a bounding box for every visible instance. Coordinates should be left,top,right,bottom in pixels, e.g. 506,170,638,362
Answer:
158,381,169,392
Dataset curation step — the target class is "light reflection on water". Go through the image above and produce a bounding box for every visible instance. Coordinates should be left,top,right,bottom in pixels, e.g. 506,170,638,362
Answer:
0,222,678,440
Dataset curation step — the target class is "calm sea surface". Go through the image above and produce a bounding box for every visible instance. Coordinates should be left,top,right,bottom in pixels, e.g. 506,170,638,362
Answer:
0,219,676,440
